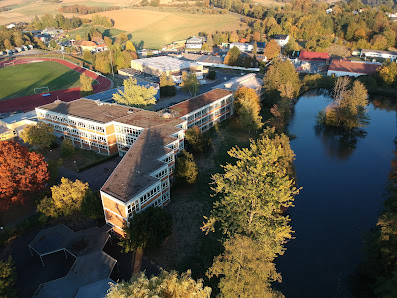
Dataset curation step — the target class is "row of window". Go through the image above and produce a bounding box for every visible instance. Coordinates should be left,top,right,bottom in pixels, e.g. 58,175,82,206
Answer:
186,97,232,123
39,112,105,133
66,135,109,150
155,168,168,179
140,185,161,205
50,122,108,143
116,134,138,147
115,125,142,138
161,154,174,164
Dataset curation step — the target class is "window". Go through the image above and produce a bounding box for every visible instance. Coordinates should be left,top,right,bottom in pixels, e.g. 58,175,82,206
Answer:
96,126,104,133
187,115,194,122
127,201,138,217
69,119,76,126
155,169,168,179
139,185,161,205
77,122,86,128
162,180,169,190
87,124,95,131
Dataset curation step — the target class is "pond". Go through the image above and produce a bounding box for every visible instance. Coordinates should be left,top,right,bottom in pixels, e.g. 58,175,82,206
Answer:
277,90,397,297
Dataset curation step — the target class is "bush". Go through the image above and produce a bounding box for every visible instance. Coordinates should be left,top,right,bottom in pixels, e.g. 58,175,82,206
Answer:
61,138,75,156
160,85,176,97
81,191,105,220
175,150,198,184
0,256,16,297
185,126,212,154
207,70,216,80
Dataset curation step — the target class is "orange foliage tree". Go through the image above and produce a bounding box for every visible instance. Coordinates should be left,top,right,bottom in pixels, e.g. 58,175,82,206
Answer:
0,141,49,211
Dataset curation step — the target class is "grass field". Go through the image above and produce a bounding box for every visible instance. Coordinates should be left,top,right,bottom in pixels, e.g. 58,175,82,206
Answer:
0,61,81,100
87,8,247,49
67,25,125,40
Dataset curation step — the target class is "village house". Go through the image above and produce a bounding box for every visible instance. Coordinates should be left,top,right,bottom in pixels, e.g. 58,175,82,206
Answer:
229,42,254,52
274,34,290,47
327,59,381,77
299,51,330,63
360,49,397,61
185,36,205,50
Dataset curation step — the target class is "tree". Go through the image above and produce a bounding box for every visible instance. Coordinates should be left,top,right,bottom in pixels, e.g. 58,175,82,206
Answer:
378,61,397,87
175,150,198,184
125,41,136,52
83,50,93,61
207,70,216,80
80,73,93,96
229,31,239,43
234,87,263,133
252,31,261,42
181,71,200,96
20,122,55,149
317,78,369,130
202,127,300,256
81,191,104,220
159,72,176,97
263,59,301,100
0,141,49,211
264,39,281,60
284,36,299,53
208,235,283,298
113,77,157,108
0,256,16,298
106,270,211,298
224,46,242,66
184,126,212,153
37,178,91,217
119,206,173,252
75,34,82,41
61,138,75,156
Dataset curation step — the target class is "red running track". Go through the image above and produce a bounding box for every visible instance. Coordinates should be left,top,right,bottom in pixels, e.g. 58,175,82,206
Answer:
0,58,112,113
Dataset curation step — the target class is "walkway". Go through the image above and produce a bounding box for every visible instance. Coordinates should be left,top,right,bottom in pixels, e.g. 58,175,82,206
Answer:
0,58,112,113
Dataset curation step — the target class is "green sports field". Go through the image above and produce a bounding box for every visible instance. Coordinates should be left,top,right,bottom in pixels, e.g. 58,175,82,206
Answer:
0,61,81,100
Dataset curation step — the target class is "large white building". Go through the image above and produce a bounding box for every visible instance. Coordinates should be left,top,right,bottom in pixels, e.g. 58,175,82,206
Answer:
229,42,254,52
327,60,381,77
360,49,397,61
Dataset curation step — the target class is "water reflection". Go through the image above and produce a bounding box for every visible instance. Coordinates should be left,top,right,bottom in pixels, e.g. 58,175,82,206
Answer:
315,126,367,160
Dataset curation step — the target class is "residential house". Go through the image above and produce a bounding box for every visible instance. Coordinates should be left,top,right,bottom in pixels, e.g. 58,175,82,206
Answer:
274,34,289,47
299,51,330,63
360,49,397,61
185,36,205,50
327,59,381,77
229,42,254,52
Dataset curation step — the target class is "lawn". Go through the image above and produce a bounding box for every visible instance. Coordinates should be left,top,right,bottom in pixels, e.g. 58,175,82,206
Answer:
67,25,125,40
0,61,81,100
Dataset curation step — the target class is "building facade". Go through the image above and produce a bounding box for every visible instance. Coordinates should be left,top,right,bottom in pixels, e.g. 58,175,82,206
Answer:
327,60,381,77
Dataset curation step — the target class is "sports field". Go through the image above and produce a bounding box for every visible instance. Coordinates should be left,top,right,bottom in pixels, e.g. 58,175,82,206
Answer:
0,61,81,100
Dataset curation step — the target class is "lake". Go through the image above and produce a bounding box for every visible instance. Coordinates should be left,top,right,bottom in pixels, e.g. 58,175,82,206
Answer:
277,90,396,297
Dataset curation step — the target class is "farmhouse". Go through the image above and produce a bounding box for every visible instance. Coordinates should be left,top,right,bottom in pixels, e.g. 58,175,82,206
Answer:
327,59,381,77
299,51,330,63
130,56,205,85
360,49,397,61
274,34,289,47
35,89,233,235
185,36,205,50
229,42,254,52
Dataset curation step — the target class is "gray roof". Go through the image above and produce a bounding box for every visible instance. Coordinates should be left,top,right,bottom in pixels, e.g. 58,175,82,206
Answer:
75,278,115,298
213,73,263,92
361,49,397,55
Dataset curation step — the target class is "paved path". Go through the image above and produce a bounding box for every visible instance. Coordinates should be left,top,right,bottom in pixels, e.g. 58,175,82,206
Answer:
0,58,112,113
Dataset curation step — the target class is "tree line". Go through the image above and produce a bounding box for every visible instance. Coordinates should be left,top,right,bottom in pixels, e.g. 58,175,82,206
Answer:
59,5,120,15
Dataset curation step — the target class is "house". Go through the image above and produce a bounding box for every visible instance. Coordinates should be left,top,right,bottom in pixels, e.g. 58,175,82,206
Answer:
130,56,205,85
36,88,234,235
6,23,15,29
0,111,38,140
185,36,205,50
360,49,397,61
274,34,289,47
326,8,333,14
256,42,266,53
229,42,254,52
299,51,330,63
74,40,97,52
327,60,381,77
43,28,64,37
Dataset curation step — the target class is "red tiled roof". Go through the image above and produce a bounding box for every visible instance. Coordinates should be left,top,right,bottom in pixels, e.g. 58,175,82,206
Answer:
328,60,380,75
239,38,248,43
80,41,96,47
299,51,330,61
169,89,233,116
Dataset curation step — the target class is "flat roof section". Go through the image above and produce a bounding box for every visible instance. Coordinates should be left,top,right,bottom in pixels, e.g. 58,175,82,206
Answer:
169,88,233,116
132,56,199,72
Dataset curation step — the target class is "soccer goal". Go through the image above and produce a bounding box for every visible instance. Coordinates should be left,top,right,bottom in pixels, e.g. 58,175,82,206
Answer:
3,61,14,67
34,86,50,94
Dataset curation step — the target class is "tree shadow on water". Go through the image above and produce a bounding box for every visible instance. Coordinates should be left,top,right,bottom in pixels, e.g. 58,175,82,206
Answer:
315,125,367,160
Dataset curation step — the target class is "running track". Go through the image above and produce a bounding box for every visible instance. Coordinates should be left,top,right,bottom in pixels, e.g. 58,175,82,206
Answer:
0,58,112,113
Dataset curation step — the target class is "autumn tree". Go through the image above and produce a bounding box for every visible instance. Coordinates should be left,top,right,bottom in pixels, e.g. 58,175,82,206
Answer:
175,150,198,184
61,138,75,156
229,31,239,43
0,141,49,211
233,87,263,133
264,39,281,60
113,77,157,108
0,256,16,298
378,61,397,87
159,72,176,97
83,50,93,61
224,46,242,66
202,127,299,254
208,235,283,297
181,71,200,96
106,270,211,298
184,126,212,153
125,41,136,52
119,206,173,252
317,78,369,130
80,73,93,96
20,122,55,149
37,178,92,217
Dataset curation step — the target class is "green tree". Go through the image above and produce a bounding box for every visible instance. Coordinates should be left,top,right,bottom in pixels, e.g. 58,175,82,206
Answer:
224,46,242,66
181,71,200,96
0,256,16,298
119,206,173,252
208,235,283,298
83,50,93,61
81,191,104,220
207,70,216,80
184,126,212,153
159,72,176,97
317,78,369,130
175,150,198,184
233,87,263,133
202,127,300,256
80,73,93,96
113,77,157,108
20,122,55,150
37,178,92,218
61,138,75,156
106,270,211,298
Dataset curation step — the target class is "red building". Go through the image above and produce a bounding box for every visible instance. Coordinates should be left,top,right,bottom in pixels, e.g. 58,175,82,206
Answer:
299,51,330,63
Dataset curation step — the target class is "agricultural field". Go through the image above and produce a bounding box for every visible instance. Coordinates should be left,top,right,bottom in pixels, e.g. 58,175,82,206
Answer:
0,61,81,100
88,8,247,49
67,25,124,40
